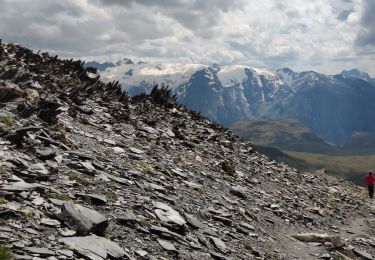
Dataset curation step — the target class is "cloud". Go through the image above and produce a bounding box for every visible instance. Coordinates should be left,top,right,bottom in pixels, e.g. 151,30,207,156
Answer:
337,9,353,21
0,0,373,76
356,0,375,46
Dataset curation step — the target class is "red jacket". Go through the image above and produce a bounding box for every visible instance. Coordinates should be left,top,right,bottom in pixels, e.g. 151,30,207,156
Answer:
365,175,375,185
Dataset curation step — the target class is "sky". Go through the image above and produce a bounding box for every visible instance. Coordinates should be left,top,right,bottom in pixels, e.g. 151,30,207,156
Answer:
0,0,374,76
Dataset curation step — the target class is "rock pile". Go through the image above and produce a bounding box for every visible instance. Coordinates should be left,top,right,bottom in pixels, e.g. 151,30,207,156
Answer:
0,43,375,259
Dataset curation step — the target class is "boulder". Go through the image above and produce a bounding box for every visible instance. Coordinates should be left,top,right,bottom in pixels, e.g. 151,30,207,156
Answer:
60,201,108,236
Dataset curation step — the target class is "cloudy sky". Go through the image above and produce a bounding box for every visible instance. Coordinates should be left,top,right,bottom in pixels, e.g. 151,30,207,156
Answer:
0,0,374,75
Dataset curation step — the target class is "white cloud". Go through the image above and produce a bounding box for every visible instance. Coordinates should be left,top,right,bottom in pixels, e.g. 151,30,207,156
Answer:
0,0,373,76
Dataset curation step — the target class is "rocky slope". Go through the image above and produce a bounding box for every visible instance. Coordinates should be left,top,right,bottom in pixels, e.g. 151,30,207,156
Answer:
96,60,375,145
1,43,375,260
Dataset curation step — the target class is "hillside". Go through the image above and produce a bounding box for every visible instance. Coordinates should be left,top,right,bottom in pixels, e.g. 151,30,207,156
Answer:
231,119,338,154
1,43,375,259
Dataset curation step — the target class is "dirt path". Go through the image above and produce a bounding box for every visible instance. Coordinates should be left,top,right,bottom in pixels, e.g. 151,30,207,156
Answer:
275,215,372,260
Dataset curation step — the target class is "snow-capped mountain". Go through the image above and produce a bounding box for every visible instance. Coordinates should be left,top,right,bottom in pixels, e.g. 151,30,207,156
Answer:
340,68,375,86
88,60,375,145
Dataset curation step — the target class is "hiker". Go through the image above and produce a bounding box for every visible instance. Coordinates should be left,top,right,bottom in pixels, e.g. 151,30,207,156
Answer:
365,171,375,198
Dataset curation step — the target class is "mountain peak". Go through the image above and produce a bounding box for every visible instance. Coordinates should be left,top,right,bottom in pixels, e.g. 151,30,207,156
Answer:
340,68,372,81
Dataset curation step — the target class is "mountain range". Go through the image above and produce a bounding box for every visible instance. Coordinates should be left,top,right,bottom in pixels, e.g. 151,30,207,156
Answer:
86,60,375,145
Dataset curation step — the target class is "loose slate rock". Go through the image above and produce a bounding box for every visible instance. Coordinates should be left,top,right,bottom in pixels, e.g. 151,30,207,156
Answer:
353,249,374,260
229,185,247,199
34,148,56,160
40,218,60,227
26,247,56,256
292,233,331,243
157,238,177,252
60,235,127,260
209,236,227,253
112,147,125,154
153,201,186,226
129,147,145,154
0,181,39,192
184,213,203,229
60,201,108,236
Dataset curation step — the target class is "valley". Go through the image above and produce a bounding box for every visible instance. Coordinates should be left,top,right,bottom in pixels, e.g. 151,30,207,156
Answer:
231,118,375,184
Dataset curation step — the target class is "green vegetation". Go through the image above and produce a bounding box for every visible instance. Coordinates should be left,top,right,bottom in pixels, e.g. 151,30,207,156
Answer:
220,161,235,175
284,150,375,184
45,193,71,201
0,115,13,127
82,195,93,205
144,185,154,192
243,240,253,251
49,124,70,145
231,118,375,185
0,166,8,175
231,118,338,154
21,210,35,221
103,190,117,202
196,210,209,221
76,116,91,125
68,171,91,185
139,218,150,228
136,161,156,175
0,245,12,260
0,197,7,205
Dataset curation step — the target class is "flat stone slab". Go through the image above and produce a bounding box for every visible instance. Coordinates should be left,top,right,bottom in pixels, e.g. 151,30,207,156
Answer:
230,185,247,199
0,181,39,192
153,201,186,226
292,233,331,243
129,147,145,154
26,247,56,256
60,201,108,236
157,238,177,252
353,249,375,260
59,235,126,260
209,236,227,254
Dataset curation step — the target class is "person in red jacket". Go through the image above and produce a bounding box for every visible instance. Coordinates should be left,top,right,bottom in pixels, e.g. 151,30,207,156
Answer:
365,171,375,198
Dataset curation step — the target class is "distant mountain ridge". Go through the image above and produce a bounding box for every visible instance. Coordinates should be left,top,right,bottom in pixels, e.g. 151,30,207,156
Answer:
86,59,375,145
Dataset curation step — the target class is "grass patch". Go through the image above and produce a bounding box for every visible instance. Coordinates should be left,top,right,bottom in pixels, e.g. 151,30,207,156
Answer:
49,124,70,145
68,171,91,185
284,151,375,183
103,190,117,202
82,196,92,205
144,185,154,192
220,161,235,175
0,166,8,175
20,210,35,221
0,197,7,205
136,161,156,175
0,115,13,127
76,116,91,125
196,210,209,221
243,240,253,251
0,245,12,260
138,218,150,228
45,193,71,201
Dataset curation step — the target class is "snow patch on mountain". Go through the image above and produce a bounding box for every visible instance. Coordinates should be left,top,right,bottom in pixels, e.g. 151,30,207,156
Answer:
101,61,208,89
217,65,248,88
